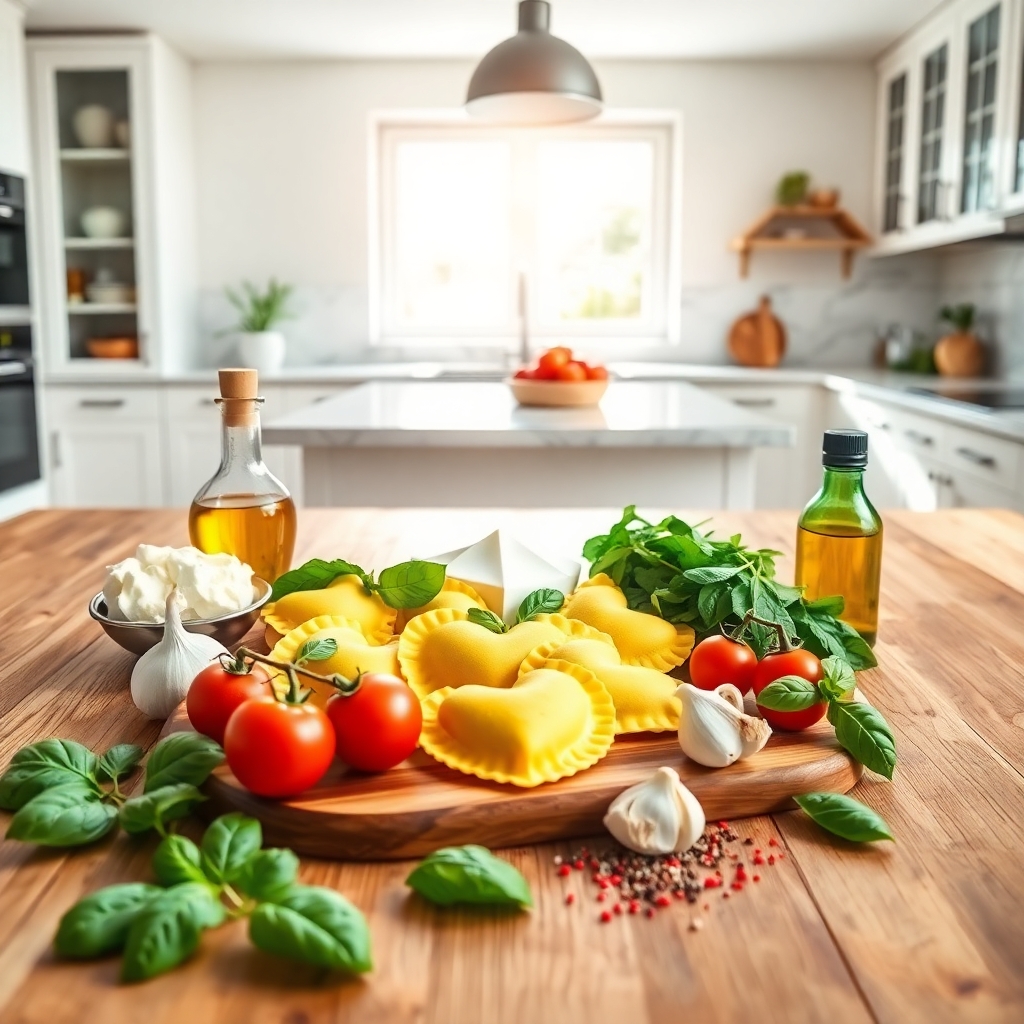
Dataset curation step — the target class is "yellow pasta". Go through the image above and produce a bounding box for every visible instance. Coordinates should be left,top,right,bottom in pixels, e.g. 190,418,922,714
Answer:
393,577,487,632
262,574,396,643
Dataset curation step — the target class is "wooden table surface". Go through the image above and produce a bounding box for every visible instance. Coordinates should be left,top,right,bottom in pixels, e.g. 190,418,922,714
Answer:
2,507,1024,1024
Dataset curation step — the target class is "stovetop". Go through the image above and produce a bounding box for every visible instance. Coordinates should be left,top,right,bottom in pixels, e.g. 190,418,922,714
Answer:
907,386,1024,410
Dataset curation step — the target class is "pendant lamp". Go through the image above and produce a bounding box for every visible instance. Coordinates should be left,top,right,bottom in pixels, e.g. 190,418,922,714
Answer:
466,1,602,124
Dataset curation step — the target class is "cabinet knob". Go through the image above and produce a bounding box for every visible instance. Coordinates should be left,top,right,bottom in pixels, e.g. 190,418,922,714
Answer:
955,446,996,468
732,397,775,408
904,428,934,446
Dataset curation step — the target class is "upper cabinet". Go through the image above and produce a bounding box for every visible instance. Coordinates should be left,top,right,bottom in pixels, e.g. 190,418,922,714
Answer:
27,36,197,379
0,0,29,176
873,0,1024,254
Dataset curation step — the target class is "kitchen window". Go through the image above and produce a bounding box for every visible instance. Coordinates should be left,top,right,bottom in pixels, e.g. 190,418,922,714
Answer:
370,114,680,345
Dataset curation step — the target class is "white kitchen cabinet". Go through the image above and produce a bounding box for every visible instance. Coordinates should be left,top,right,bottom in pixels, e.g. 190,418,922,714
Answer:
700,383,824,508
45,385,165,506
28,36,196,379
0,0,29,176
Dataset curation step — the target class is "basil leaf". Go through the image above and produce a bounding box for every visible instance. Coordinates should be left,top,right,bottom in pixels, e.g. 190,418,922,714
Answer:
375,560,446,609
296,637,338,664
406,845,532,908
838,626,878,671
682,565,743,585
805,594,845,617
55,883,161,958
270,559,369,603
827,701,896,780
248,885,372,973
7,783,118,846
143,733,224,793
200,812,262,885
466,608,508,634
794,792,894,843
819,656,856,701
515,588,564,624
120,783,205,835
236,848,300,903
121,883,225,982
152,834,207,887
0,739,101,810
755,676,823,712
97,744,145,783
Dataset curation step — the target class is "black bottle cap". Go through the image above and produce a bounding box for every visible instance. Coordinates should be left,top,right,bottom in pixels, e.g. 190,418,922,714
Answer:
822,429,868,468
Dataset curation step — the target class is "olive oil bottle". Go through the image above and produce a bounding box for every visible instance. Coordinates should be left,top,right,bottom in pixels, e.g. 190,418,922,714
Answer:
188,368,296,583
795,430,882,645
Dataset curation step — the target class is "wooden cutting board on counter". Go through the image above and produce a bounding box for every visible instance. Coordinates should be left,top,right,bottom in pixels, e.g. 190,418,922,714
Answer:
164,708,861,860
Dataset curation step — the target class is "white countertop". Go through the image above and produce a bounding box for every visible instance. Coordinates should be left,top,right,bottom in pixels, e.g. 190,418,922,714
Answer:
261,380,795,449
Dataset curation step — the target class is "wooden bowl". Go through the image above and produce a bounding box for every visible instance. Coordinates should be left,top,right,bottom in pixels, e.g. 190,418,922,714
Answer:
508,377,609,407
86,336,139,359
808,188,840,209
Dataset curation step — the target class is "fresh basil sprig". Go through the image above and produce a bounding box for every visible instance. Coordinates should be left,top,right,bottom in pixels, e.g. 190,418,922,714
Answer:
467,608,509,634
754,675,822,712
516,588,564,623
793,792,894,843
0,739,102,810
271,557,447,610
97,744,145,784
152,834,208,887
406,845,533,909
7,782,118,846
55,883,162,958
120,784,206,836
200,812,263,885
143,733,225,793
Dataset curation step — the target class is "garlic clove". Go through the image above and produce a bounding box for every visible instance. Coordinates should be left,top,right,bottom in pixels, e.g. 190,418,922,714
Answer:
674,682,772,768
604,766,706,855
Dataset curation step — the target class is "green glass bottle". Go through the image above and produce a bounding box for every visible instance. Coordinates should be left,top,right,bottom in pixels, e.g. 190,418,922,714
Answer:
795,430,883,645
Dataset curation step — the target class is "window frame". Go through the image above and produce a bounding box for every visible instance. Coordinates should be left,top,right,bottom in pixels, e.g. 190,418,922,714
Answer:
368,109,682,348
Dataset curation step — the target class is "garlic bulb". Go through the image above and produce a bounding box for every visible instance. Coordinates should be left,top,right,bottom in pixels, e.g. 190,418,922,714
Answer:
130,591,229,719
674,682,772,768
603,766,706,855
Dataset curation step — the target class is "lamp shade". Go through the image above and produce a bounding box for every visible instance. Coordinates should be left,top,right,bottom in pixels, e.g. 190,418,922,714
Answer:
466,1,602,124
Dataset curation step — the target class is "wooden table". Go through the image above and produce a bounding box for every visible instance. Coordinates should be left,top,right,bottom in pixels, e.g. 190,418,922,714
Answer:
2,507,1024,1024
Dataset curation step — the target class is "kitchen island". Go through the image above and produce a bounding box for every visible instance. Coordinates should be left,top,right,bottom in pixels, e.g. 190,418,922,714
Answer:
262,380,792,509
2,506,1024,1024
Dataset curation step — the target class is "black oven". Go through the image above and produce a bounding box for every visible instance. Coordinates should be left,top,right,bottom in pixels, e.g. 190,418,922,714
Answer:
0,172,29,308
0,325,40,492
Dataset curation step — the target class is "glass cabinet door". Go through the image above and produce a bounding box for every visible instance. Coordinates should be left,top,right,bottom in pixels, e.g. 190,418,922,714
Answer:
961,4,1001,213
918,43,949,223
883,73,908,231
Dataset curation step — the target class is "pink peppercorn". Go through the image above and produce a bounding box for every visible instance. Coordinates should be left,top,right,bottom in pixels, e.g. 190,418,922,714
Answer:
557,864,571,877
600,910,612,923
613,903,623,915
753,875,761,883
646,907,656,918
573,859,585,871
597,892,606,902
566,893,576,905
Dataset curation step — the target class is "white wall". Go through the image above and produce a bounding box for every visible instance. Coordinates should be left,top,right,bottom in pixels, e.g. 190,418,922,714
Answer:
192,57,940,367
0,0,29,176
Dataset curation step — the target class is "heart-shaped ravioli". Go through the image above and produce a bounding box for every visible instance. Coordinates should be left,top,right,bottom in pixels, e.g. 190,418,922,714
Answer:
398,608,605,698
562,573,695,671
263,574,396,643
419,660,615,787
520,639,680,734
393,577,487,632
270,614,401,706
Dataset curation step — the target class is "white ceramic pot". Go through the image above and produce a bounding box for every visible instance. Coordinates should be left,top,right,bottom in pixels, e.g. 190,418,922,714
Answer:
73,105,115,149
81,206,126,239
236,331,286,375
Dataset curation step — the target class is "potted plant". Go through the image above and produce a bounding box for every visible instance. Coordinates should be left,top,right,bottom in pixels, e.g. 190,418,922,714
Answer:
934,303,985,378
221,279,294,374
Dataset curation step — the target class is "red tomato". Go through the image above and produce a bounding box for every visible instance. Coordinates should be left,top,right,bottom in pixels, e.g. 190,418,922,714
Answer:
537,347,572,374
326,673,422,773
688,635,757,692
224,697,336,797
585,364,609,380
556,361,588,382
534,363,559,380
751,648,826,731
186,658,270,745
513,369,529,379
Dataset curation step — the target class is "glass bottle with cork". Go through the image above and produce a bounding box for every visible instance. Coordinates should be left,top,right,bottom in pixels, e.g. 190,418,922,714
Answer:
188,368,296,583
795,429,882,645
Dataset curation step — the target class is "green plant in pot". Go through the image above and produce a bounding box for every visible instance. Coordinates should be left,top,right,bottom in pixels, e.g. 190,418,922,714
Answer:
934,303,984,378
221,279,294,375
776,171,810,207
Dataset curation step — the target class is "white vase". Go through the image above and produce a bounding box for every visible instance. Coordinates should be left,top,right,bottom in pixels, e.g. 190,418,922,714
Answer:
73,105,115,149
236,331,286,375
81,206,126,239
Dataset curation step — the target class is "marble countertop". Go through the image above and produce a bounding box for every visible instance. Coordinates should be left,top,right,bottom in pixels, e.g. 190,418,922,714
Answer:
261,380,795,449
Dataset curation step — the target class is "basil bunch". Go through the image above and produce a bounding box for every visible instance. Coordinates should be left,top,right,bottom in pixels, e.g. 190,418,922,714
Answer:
55,812,372,982
1,732,223,847
406,845,533,909
270,557,446,610
582,507,876,670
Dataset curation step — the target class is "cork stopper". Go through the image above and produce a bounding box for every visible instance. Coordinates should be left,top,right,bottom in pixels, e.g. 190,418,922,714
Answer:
218,368,259,426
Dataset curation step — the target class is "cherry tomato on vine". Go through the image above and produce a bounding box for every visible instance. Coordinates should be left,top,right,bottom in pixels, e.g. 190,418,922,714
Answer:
751,647,826,731
326,672,422,773
186,655,271,745
224,696,336,798
688,635,757,692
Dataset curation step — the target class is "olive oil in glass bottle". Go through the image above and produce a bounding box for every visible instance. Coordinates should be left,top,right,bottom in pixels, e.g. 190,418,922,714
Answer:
795,430,882,645
188,368,296,583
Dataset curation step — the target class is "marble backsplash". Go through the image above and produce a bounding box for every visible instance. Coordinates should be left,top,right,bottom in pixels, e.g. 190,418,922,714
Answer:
194,255,943,371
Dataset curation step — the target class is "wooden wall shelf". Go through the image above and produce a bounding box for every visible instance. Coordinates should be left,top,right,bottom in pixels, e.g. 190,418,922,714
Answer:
731,205,873,279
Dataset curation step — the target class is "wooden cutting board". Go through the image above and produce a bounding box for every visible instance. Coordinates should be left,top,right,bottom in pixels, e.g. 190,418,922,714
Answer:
728,295,787,367
163,710,861,860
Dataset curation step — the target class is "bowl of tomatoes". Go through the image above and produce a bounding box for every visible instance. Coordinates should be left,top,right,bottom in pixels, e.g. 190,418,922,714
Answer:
509,347,609,407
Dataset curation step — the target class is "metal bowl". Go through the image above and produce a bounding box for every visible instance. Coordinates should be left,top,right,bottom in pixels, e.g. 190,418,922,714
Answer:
89,577,272,656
